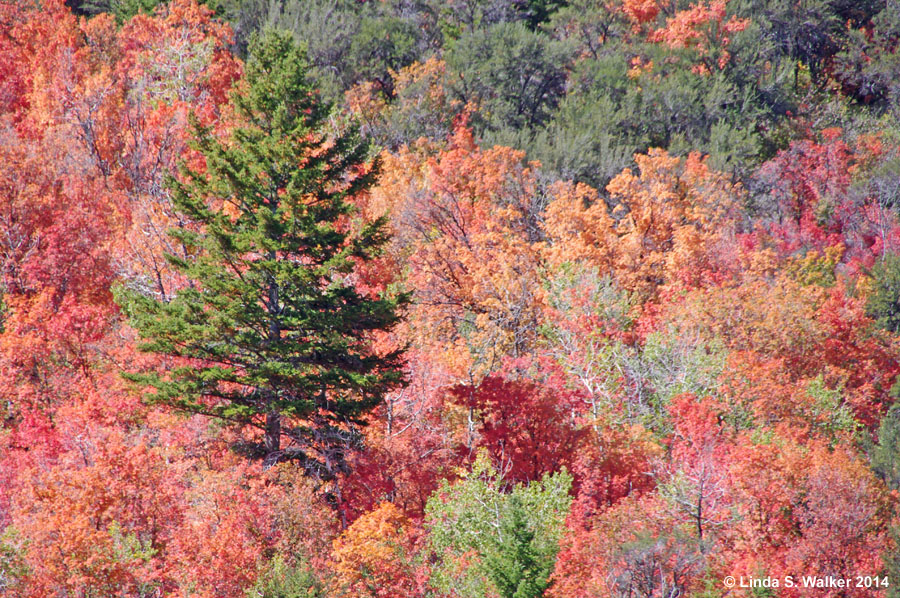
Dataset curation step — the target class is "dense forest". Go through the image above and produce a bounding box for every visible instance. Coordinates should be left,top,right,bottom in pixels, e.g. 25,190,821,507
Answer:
2,0,900,596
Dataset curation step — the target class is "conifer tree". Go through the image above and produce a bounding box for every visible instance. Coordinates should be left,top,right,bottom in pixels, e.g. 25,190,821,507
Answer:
116,29,407,478
485,495,554,598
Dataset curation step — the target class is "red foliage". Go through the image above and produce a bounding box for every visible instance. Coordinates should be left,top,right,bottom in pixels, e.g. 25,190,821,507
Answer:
550,494,703,598
815,287,900,427
449,375,587,484
726,438,892,597
760,129,900,268
567,424,661,526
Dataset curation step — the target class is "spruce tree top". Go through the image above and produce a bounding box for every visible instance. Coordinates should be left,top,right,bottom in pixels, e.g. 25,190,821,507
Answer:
117,29,407,474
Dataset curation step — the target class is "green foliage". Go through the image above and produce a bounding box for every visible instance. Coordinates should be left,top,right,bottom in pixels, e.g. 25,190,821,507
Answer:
787,248,841,287
116,29,407,475
514,38,779,189
641,333,727,404
0,528,27,595
425,454,572,598
499,86,639,190
256,0,360,100
518,0,565,30
349,15,421,96
884,524,900,598
209,0,356,68
543,265,634,329
216,0,429,102
805,375,859,438
544,0,630,59
851,152,900,214
0,289,6,336
870,404,900,596
107,521,157,565
202,0,894,196
635,331,728,436
428,0,521,40
867,253,900,333
834,0,900,109
361,61,460,150
105,522,160,597
72,0,164,21
483,496,554,598
870,404,900,491
445,21,570,132
729,0,876,84
249,556,325,598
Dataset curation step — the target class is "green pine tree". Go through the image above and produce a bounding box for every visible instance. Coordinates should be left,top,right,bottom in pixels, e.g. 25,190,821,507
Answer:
115,29,407,480
484,495,554,598
866,252,900,334
425,457,571,598
870,405,900,597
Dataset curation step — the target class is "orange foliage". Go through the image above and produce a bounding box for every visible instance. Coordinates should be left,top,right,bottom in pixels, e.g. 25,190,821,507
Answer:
114,0,240,300
346,57,464,146
660,268,900,430
552,425,893,598
330,502,422,598
373,124,546,378
10,429,180,596
543,149,739,299
0,2,121,413
0,0,240,415
649,1,749,71
622,0,664,26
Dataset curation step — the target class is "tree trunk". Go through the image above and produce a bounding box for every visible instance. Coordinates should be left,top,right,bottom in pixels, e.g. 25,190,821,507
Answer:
265,411,280,454
264,249,281,456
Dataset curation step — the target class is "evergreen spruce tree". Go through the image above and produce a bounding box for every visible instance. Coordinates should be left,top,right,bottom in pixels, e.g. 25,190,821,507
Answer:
871,405,900,597
866,252,900,334
484,496,554,598
116,29,407,479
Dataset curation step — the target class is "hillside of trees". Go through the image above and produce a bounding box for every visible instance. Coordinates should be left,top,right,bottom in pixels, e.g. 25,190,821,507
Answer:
2,0,900,596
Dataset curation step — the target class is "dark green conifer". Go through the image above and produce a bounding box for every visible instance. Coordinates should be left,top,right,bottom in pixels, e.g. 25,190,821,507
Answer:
116,29,407,478
484,496,554,598
867,253,900,334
